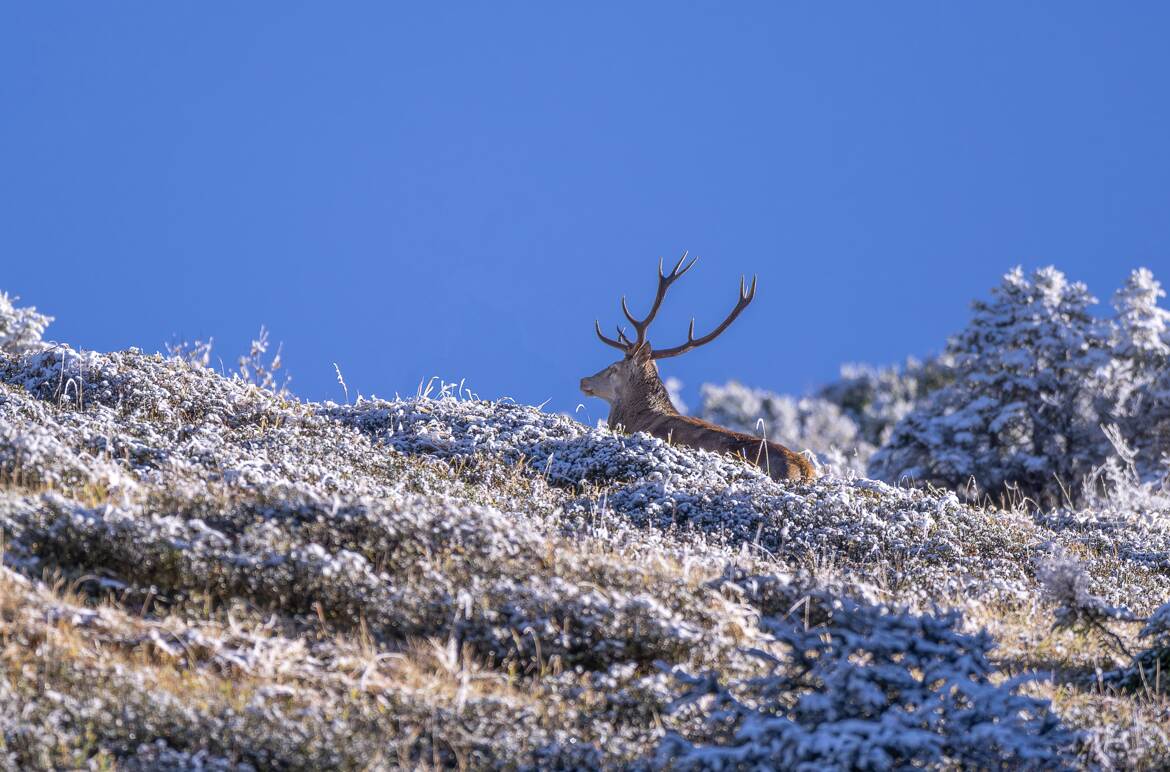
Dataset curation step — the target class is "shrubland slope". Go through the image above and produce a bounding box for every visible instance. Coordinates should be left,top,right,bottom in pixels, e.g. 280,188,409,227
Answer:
1,346,1169,769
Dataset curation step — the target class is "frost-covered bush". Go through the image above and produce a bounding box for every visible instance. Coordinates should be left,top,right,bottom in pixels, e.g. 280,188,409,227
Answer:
818,356,954,447
1036,549,1140,655
659,577,1076,770
236,325,289,395
3,301,1169,768
870,267,1112,506
1107,601,1170,694
699,382,872,474
166,326,290,395
697,358,951,477
164,336,214,368
699,266,1170,507
0,291,51,355
870,266,1170,506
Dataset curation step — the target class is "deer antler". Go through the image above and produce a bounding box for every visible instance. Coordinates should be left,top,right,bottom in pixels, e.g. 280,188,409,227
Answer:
595,252,698,353
594,252,754,358
618,252,698,351
649,274,757,359
594,321,635,351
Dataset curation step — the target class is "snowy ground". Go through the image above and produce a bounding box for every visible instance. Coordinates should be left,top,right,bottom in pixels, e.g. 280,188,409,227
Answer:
2,344,1169,769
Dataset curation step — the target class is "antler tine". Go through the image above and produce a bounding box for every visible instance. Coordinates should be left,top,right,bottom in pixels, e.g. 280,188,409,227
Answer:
619,251,699,349
620,295,640,328
651,273,758,360
661,251,698,281
592,252,701,354
742,273,758,302
595,320,627,351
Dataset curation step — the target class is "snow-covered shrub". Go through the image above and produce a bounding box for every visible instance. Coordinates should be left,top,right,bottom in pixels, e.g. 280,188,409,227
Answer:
1036,548,1139,654
236,325,289,395
818,355,953,447
870,267,1112,506
165,326,290,395
2,301,1169,768
659,578,1076,770
696,357,951,476
0,291,52,355
699,381,872,474
164,336,214,369
1109,603,1170,692
1079,424,1170,518
1102,600,1170,696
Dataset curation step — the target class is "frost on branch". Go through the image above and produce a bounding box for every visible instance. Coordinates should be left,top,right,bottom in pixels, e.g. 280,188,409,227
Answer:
236,325,289,396
658,578,1076,770
165,325,290,396
0,291,52,355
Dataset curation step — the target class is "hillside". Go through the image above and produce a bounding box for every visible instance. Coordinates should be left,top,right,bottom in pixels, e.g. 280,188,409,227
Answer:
2,344,1170,769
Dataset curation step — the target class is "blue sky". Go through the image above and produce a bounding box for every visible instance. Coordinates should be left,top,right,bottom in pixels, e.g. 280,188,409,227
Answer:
3,4,1169,415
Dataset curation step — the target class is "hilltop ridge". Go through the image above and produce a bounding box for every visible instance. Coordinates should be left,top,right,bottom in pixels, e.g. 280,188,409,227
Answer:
1,345,1168,769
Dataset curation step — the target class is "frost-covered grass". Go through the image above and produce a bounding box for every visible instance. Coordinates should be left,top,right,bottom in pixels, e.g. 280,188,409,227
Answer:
1,343,1169,769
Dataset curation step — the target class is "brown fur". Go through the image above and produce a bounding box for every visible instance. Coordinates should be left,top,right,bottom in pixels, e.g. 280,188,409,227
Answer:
581,353,815,482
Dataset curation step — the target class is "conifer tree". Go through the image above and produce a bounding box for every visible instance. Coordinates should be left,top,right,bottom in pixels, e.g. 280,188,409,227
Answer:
870,267,1111,504
1113,268,1170,363
1110,268,1170,472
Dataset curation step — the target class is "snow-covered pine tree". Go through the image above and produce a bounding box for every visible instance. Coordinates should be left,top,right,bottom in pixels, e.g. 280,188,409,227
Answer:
1113,268,1170,364
1110,268,1170,473
0,292,52,355
869,267,1111,505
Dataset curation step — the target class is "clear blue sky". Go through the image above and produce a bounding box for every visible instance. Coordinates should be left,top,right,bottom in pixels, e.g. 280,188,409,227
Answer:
3,4,1169,415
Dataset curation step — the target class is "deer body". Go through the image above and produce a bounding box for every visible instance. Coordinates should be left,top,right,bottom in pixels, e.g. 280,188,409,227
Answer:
581,254,815,483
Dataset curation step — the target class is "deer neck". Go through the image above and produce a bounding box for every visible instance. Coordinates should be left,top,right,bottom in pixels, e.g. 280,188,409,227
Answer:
608,358,680,432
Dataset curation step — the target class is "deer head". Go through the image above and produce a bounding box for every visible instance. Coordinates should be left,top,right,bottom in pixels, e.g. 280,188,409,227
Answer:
580,253,756,421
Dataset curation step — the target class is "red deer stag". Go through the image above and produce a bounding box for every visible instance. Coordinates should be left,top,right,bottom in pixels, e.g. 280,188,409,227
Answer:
580,254,815,482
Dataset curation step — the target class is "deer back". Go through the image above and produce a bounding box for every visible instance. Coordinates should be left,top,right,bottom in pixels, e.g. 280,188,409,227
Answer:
628,412,814,482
